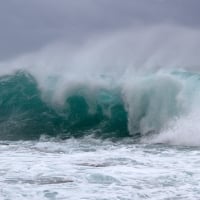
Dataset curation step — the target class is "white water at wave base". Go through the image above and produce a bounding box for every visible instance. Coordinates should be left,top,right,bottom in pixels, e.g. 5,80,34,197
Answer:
1,139,200,200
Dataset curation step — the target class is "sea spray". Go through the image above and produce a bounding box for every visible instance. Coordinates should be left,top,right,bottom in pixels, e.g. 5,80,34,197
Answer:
0,25,200,143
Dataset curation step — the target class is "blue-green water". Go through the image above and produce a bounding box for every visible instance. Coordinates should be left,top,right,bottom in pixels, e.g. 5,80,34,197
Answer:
0,70,199,142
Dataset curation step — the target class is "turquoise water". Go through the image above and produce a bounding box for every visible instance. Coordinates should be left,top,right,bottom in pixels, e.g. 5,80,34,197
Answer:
0,70,199,141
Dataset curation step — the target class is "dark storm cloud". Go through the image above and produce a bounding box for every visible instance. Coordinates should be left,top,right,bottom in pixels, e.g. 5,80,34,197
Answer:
0,0,199,60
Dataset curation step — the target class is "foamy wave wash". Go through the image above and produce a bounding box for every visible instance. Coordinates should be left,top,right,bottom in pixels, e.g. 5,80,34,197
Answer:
0,25,200,143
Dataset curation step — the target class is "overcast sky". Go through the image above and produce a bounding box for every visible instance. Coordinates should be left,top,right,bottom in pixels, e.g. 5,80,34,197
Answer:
0,0,200,61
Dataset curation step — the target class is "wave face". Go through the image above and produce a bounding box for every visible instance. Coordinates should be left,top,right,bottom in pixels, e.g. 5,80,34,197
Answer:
0,70,199,141
0,71,129,140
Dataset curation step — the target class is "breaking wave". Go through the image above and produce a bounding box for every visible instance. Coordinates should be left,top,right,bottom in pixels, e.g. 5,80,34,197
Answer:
0,69,199,141
0,26,200,144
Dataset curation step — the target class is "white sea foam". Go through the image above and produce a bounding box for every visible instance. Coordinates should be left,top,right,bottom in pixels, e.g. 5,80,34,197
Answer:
1,139,200,199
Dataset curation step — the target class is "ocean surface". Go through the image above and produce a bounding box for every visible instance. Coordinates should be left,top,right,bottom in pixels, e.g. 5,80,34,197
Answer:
1,139,200,200
1,69,200,199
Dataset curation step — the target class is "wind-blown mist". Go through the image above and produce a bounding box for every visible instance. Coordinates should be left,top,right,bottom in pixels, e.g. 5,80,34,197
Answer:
0,25,200,145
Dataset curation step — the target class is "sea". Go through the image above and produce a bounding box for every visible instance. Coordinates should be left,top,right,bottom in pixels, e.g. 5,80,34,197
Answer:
0,68,200,199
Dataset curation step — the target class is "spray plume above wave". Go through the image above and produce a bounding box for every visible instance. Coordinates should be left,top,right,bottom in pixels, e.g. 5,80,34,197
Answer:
0,25,200,145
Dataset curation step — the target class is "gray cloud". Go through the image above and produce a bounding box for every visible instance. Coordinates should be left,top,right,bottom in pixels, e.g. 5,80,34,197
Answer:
0,0,200,60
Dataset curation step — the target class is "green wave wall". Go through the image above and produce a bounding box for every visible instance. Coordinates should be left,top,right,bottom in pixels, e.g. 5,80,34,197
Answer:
0,71,128,140
0,70,199,140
